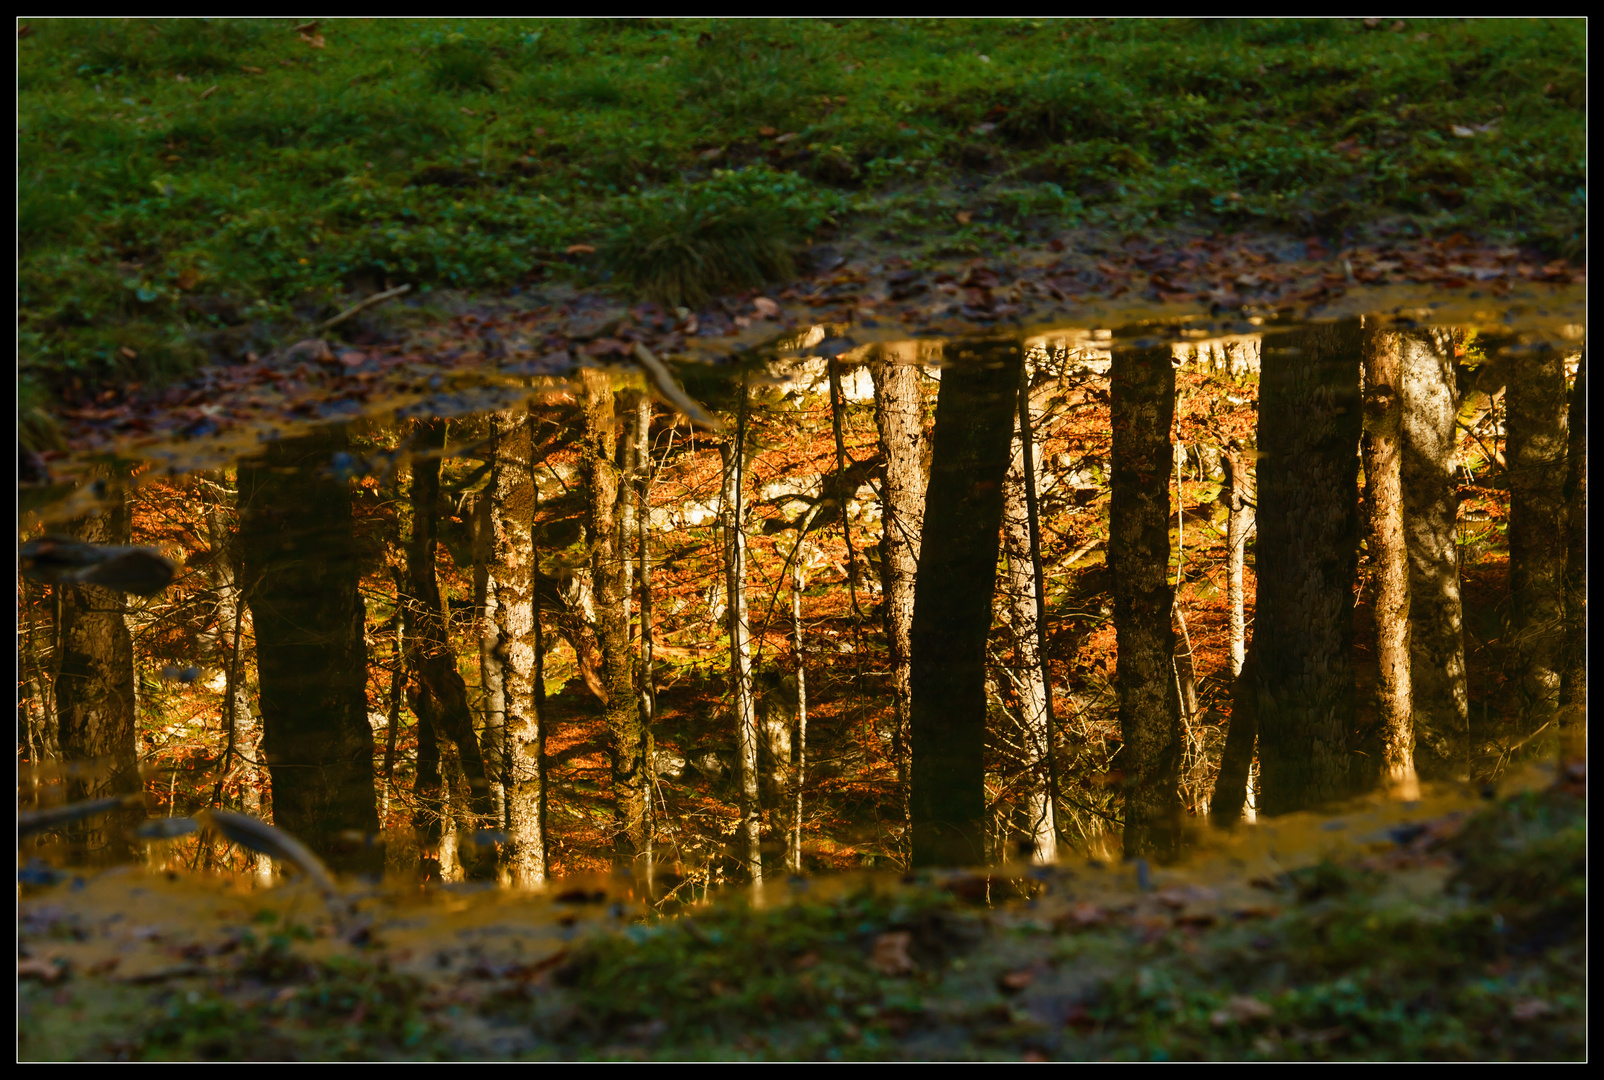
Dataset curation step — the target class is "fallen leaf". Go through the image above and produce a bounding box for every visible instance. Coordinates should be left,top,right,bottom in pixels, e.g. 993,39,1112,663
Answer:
338,351,367,368
299,33,326,49
1390,19,1407,32
1511,998,1553,1022
752,296,780,318
292,19,319,33
460,107,478,117
19,23,33,38
175,268,201,291
241,65,265,74
1363,16,1381,28
758,126,778,137
18,957,67,984
699,147,724,161
870,930,915,976
1060,901,1109,929
119,346,139,360
199,85,218,100
1210,995,1275,1028
565,244,596,256
774,132,800,144
956,211,973,225
998,968,1036,993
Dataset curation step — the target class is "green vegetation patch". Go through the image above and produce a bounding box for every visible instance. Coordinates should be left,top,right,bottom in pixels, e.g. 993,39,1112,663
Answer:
18,17,1584,403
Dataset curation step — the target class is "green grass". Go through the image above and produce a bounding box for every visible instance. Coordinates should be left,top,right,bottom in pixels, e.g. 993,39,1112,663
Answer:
17,17,1586,397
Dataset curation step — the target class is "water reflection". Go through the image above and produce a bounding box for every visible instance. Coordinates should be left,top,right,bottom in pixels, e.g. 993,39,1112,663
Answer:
17,310,1585,898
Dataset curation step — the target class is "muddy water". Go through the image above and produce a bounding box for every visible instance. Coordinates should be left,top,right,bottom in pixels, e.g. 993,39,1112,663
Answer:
17,304,1585,904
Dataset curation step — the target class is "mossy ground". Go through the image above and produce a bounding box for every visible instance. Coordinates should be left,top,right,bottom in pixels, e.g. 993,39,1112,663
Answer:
18,17,1584,406
19,765,1585,1060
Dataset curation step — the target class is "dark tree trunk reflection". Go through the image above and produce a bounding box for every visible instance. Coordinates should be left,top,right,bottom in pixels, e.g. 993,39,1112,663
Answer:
1254,322,1363,815
238,427,381,877
910,340,1023,868
55,478,144,862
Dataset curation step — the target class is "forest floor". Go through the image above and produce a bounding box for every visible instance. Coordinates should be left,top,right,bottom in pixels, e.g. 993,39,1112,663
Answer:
19,758,1584,1061
19,18,1585,463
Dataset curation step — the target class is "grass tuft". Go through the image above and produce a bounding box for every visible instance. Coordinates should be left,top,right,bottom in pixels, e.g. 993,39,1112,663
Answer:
603,168,837,308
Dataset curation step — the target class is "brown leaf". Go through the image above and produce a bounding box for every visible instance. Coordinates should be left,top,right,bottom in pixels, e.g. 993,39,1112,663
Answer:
752,296,780,318
199,85,219,100
565,244,596,256
18,957,67,984
758,126,778,137
292,19,319,33
1511,998,1553,1022
1362,16,1381,28
338,351,367,368
19,23,33,38
241,65,265,75
870,930,915,976
299,33,326,49
175,267,201,291
774,132,800,144
998,968,1036,993
1209,995,1275,1028
955,211,973,225
1059,901,1109,929
119,346,139,360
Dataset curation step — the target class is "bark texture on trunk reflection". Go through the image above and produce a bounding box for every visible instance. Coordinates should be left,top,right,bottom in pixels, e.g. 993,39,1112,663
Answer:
910,341,1023,868
486,405,547,884
1360,328,1414,789
55,480,144,861
1109,343,1181,858
1400,329,1469,781
581,370,647,865
238,427,381,876
870,345,927,795
1506,346,1569,722
1254,322,1363,815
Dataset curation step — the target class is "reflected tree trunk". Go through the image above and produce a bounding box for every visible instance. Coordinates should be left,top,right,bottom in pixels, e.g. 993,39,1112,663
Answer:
1360,327,1415,792
1559,351,1586,759
870,345,926,796
789,558,808,875
55,479,144,862
238,427,381,876
1001,368,1056,864
1211,644,1258,827
403,419,495,877
1254,322,1363,815
471,485,505,830
581,369,648,866
1221,444,1255,679
910,340,1022,868
721,382,763,885
487,406,547,886
202,473,272,882
1401,329,1469,781
1506,345,1569,723
1109,342,1181,858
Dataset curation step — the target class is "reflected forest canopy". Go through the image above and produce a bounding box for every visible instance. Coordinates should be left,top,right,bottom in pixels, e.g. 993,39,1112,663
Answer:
20,317,1586,893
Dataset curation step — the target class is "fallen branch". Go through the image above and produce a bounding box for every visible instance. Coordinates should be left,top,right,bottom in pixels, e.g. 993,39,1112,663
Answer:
316,283,413,334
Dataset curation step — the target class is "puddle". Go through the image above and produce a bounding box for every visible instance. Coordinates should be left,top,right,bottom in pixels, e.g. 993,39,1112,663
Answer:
18,298,1585,901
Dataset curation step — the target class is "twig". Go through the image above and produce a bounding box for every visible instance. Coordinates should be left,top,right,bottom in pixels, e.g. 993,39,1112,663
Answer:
315,283,412,334
633,343,722,432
